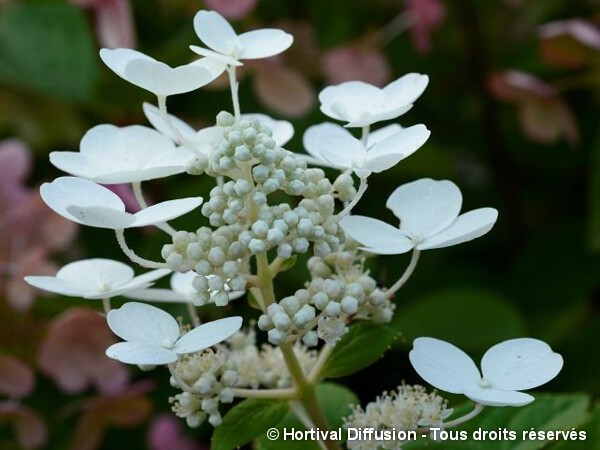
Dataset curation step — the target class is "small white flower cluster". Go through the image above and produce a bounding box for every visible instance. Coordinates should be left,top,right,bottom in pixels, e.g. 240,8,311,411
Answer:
170,348,237,427
258,246,393,347
343,384,453,450
225,327,317,389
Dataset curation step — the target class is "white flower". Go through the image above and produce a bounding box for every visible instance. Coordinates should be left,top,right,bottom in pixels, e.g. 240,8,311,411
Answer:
340,178,498,254
105,302,243,365
319,74,429,127
143,104,293,149
41,177,202,229
100,48,226,97
301,123,402,169
409,337,564,407
301,122,429,178
190,10,293,65
49,124,194,184
125,271,245,304
24,259,170,299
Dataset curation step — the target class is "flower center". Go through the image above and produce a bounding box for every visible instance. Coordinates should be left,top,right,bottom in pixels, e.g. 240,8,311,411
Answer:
479,377,492,388
99,282,112,292
162,338,175,349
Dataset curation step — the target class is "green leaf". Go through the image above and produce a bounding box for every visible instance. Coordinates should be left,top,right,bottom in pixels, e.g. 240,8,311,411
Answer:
587,129,600,252
211,399,289,450
322,321,398,378
0,4,98,101
552,402,599,450
255,382,359,450
392,288,526,352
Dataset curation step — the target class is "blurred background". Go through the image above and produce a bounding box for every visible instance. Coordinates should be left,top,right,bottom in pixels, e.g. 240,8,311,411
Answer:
1,0,599,448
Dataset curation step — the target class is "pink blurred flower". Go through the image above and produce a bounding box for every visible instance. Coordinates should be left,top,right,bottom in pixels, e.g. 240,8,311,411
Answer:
0,402,47,449
488,70,580,147
37,308,129,394
539,19,600,69
204,0,257,20
407,0,446,54
103,183,141,213
253,60,315,118
69,381,155,450
0,354,35,399
148,415,206,450
70,0,136,48
0,139,78,310
322,45,391,86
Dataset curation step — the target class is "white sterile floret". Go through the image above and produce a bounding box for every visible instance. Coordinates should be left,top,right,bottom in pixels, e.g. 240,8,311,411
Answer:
41,177,202,229
24,259,170,299
125,271,245,304
302,122,402,169
409,337,564,407
106,302,243,365
340,178,498,254
49,124,194,183
190,10,293,66
319,74,429,128
302,122,429,178
100,48,226,97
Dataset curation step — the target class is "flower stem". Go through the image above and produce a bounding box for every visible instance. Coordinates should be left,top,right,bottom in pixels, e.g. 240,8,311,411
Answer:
360,125,370,146
444,403,484,428
157,95,197,152
386,249,420,298
187,301,200,327
336,175,368,219
227,65,241,120
233,387,296,400
132,182,176,236
115,229,168,269
102,297,112,314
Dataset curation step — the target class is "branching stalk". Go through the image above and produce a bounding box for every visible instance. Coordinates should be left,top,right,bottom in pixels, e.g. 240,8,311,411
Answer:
386,249,420,298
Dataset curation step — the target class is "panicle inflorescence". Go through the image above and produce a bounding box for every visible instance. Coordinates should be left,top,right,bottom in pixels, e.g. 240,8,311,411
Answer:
343,384,453,450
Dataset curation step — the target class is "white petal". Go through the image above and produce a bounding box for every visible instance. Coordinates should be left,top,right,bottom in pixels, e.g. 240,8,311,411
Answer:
123,59,214,96
238,29,294,59
190,57,228,78
242,113,294,147
463,386,535,407
106,341,177,365
24,276,92,297
382,73,429,111
418,208,498,250
303,122,339,159
174,316,243,354
88,268,174,299
386,179,462,238
367,124,403,146
319,81,381,123
193,10,238,55
107,302,180,347
481,338,564,391
123,288,189,303
339,216,414,255
295,153,337,169
312,124,365,170
131,197,203,227
345,104,413,128
58,258,134,288
100,48,154,78
52,124,191,184
66,205,135,229
189,45,242,66
170,271,196,295
409,337,481,394
143,103,197,143
364,125,430,173
40,177,127,226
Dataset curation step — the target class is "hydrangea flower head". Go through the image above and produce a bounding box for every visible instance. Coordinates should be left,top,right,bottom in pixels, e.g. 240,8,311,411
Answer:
340,178,498,253
25,259,170,299
409,337,564,406
319,74,429,127
190,10,293,65
106,302,243,365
